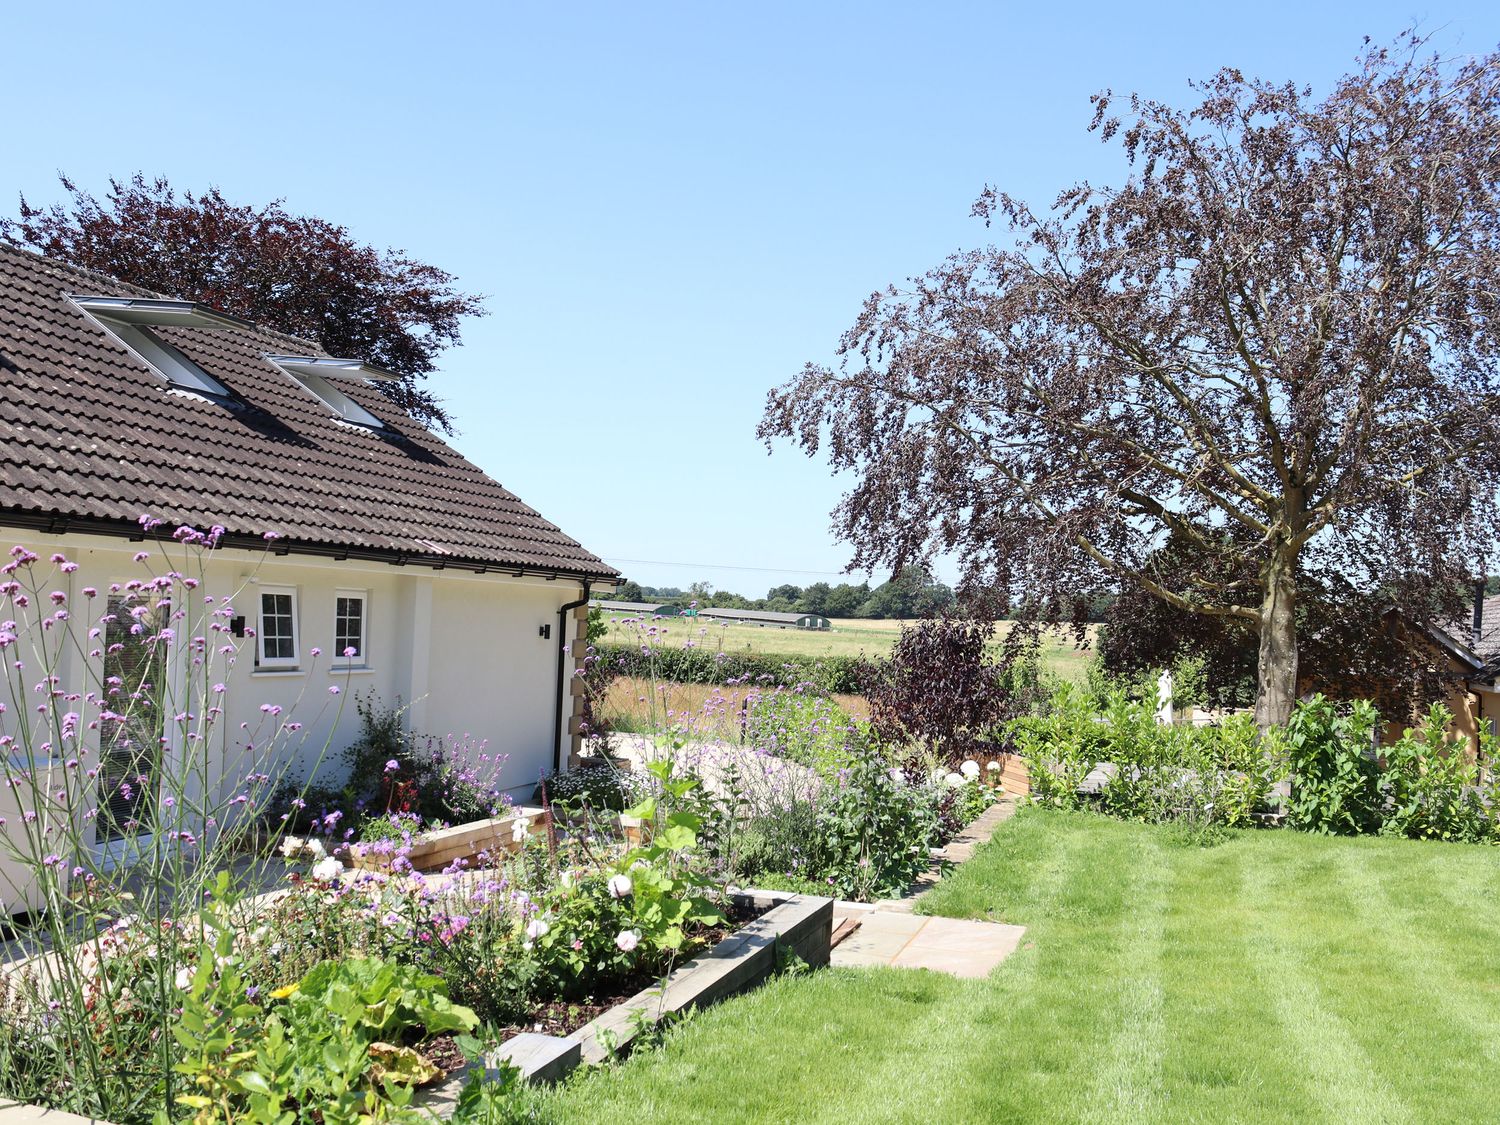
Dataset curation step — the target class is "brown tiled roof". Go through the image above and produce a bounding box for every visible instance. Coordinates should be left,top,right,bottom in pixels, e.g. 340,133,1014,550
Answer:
1436,594,1500,671
0,243,615,578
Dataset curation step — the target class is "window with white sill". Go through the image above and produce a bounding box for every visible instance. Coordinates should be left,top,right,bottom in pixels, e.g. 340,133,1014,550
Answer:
257,587,299,669
334,590,368,665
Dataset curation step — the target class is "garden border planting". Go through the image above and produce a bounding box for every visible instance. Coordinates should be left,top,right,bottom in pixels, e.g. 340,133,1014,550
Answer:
416,888,833,1112
873,797,1019,912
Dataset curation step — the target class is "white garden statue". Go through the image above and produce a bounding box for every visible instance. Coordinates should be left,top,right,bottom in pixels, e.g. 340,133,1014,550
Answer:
1155,669,1174,726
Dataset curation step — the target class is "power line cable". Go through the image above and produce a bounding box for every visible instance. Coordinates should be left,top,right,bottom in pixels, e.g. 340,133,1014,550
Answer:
601,556,874,579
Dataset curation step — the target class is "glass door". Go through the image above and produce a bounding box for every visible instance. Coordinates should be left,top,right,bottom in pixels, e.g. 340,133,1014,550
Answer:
95,594,169,863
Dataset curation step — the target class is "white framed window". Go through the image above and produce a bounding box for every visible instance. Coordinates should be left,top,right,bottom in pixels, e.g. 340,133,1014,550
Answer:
257,587,299,669
265,356,389,429
334,590,368,664
84,312,233,398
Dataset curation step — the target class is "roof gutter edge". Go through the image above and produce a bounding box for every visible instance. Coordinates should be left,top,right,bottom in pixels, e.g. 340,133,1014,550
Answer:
0,509,619,583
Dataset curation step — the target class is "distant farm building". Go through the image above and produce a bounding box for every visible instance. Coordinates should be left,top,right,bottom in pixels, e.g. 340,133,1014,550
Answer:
593,601,833,630
698,607,803,629
591,599,669,616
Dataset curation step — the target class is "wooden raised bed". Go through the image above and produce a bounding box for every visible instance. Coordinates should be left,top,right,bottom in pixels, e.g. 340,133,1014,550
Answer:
349,806,547,874
990,753,1031,798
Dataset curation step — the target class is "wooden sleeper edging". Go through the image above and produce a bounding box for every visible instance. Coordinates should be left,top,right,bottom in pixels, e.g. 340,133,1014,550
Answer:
416,889,833,1112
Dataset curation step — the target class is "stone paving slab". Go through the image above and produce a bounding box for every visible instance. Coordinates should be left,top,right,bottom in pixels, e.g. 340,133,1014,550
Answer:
830,908,1026,978
0,1104,107,1124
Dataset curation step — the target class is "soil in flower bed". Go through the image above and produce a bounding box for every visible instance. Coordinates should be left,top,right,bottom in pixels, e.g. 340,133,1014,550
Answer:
429,897,769,1076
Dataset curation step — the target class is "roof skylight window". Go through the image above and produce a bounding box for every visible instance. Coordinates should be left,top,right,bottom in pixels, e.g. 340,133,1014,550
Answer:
265,355,393,429
71,295,237,398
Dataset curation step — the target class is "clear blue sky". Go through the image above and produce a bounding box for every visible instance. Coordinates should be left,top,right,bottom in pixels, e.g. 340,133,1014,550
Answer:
7,3,1498,594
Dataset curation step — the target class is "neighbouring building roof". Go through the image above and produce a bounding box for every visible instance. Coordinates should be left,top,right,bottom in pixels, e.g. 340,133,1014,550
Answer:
1434,593,1500,679
591,599,669,614
697,607,802,625
0,243,616,578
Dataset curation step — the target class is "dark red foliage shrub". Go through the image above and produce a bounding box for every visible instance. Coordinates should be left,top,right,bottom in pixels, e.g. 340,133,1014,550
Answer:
867,618,1013,763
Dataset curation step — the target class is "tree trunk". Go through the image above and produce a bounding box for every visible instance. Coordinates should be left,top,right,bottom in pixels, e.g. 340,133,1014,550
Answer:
1254,543,1298,730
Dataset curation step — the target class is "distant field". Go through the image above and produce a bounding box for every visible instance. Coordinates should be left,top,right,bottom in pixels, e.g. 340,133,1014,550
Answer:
597,613,1096,683
601,676,872,738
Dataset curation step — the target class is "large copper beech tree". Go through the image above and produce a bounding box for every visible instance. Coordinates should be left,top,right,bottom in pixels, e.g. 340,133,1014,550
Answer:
760,40,1500,728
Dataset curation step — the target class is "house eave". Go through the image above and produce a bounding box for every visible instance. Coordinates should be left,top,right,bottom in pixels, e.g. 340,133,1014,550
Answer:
1425,622,1487,673
0,509,619,584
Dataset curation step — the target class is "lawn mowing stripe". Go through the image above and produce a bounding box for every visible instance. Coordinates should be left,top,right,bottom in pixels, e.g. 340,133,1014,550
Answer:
972,813,1153,1123
1080,827,1168,1124
839,812,1098,1123
1322,838,1500,1118
1154,836,1307,1123
1239,840,1411,1124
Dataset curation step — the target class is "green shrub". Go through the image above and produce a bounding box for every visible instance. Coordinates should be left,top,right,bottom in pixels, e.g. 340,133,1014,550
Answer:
1381,705,1498,843
725,739,961,902
172,938,477,1124
815,751,945,900
538,763,644,811
731,799,825,887
1011,683,1282,829
593,642,872,695
1283,696,1384,835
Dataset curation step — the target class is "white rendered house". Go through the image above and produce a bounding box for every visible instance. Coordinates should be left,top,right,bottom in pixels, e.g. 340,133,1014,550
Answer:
0,244,614,905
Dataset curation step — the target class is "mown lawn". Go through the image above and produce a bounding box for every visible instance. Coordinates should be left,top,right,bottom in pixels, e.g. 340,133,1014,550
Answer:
527,810,1500,1123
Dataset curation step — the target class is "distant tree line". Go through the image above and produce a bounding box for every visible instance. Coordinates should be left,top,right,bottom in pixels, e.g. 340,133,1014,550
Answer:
611,565,960,620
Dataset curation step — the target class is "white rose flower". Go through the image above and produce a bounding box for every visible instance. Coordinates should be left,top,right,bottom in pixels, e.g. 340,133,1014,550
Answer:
615,928,641,953
986,761,1001,772
945,772,966,789
305,837,327,861
608,873,633,899
526,917,550,941
960,760,981,779
279,836,303,858
310,856,343,882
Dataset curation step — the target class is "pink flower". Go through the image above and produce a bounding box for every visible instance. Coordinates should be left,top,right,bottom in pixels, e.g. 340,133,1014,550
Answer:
615,929,641,953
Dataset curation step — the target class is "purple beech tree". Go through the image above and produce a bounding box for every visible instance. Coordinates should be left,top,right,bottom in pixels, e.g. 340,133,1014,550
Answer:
760,39,1500,727
3,174,485,432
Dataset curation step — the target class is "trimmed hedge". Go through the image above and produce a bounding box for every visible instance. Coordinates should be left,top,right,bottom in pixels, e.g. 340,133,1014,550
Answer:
592,642,875,695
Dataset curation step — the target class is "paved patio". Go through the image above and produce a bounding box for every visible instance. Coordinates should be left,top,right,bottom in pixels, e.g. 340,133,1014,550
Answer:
831,902,1027,978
